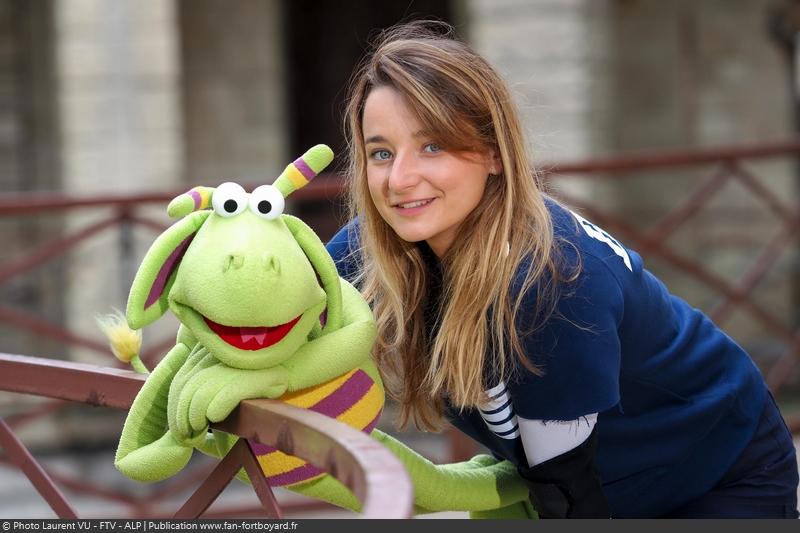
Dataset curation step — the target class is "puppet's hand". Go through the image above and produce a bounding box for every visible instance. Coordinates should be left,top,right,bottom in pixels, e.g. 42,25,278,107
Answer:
174,364,289,438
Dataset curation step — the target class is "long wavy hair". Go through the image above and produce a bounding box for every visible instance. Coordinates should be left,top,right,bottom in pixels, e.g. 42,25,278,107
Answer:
343,21,570,431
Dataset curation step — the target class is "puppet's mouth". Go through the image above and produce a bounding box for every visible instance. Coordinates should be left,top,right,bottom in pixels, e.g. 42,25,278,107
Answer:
203,315,302,350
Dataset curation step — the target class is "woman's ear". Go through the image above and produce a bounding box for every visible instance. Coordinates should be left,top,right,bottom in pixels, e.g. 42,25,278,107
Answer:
488,148,503,176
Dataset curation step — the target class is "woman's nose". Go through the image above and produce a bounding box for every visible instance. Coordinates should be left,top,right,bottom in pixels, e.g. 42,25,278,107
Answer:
386,153,421,192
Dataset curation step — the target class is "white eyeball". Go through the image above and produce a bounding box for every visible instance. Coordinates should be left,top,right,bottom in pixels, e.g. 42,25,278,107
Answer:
212,182,248,217
248,185,285,220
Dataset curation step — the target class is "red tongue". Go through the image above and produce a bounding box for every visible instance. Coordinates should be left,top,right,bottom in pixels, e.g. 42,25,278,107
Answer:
204,315,302,350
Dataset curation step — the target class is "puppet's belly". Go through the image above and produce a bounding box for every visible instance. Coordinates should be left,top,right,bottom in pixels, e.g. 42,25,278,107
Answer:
246,367,383,486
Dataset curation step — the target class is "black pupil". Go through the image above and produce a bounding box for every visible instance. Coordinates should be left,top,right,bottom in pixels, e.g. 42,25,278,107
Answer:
224,199,238,213
258,200,272,214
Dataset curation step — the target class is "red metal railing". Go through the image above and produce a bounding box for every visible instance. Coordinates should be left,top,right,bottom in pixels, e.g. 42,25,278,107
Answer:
0,353,413,518
1,139,799,515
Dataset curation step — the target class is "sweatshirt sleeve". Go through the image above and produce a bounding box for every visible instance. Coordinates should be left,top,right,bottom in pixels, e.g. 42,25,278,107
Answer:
508,252,625,421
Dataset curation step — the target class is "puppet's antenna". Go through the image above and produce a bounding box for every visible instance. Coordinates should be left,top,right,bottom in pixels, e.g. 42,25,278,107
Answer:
167,186,215,219
274,144,335,198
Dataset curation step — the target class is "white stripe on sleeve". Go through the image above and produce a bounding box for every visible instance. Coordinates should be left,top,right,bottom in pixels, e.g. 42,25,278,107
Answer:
518,413,598,467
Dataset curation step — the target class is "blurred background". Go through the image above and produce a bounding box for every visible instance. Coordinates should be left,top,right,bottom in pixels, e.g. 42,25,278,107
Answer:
1,0,800,518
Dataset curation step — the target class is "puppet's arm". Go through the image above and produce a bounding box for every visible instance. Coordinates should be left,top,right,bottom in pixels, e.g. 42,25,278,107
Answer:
278,429,532,517
372,430,531,514
282,279,377,391
172,356,289,439
115,342,192,481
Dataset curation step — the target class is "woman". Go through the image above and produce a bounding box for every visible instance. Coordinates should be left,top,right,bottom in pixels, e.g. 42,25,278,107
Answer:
326,21,799,518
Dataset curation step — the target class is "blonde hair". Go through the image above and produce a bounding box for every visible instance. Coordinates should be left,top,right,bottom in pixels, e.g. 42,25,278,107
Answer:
344,21,570,431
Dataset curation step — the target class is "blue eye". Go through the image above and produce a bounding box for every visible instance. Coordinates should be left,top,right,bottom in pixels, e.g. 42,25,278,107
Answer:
423,143,442,153
371,149,392,161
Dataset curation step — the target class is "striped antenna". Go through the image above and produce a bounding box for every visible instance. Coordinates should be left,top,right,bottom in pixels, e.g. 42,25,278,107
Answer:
273,144,334,198
167,186,215,218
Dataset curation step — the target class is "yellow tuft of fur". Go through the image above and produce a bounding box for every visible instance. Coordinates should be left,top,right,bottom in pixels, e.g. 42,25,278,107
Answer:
96,310,142,363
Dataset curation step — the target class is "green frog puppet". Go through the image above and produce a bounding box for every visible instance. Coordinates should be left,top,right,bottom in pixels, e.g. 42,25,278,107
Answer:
99,145,533,518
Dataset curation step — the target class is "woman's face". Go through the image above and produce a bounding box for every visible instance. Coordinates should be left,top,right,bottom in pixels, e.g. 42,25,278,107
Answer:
362,86,499,257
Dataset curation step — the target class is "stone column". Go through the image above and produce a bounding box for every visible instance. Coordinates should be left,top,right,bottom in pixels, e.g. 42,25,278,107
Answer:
54,0,185,365
178,0,287,185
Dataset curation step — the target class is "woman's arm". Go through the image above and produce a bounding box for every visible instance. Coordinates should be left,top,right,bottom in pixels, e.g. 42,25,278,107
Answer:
516,415,610,518
518,414,598,466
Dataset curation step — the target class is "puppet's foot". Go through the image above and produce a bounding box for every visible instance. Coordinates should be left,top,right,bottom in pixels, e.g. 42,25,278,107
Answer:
115,432,194,483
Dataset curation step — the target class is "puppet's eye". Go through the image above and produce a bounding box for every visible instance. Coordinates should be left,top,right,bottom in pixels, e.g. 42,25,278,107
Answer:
212,182,248,217
248,185,284,220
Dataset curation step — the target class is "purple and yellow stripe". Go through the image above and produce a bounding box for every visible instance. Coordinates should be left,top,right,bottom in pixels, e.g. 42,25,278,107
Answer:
246,368,383,486
284,157,318,191
188,186,212,211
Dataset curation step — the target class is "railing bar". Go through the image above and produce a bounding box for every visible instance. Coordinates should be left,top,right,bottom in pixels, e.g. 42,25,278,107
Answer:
0,418,78,518
124,213,169,234
710,221,798,324
202,501,337,519
563,199,796,342
0,305,111,355
766,341,800,392
145,464,216,502
647,243,792,339
0,192,182,216
593,206,793,225
0,214,124,285
216,400,413,518
729,165,796,222
49,470,142,507
0,140,797,218
0,352,145,409
4,399,64,429
0,177,347,216
2,455,334,519
541,139,800,176
1,139,797,218
173,440,246,519
647,167,730,244
241,440,283,518
118,208,135,297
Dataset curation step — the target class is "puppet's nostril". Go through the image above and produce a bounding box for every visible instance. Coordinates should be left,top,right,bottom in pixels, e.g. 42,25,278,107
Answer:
262,252,281,274
223,253,245,271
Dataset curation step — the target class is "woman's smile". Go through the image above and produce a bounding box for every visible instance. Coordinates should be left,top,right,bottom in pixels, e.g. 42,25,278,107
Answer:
392,197,436,215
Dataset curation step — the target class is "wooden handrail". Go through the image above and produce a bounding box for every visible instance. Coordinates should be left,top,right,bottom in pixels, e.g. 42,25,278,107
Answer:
0,352,145,409
0,352,413,518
